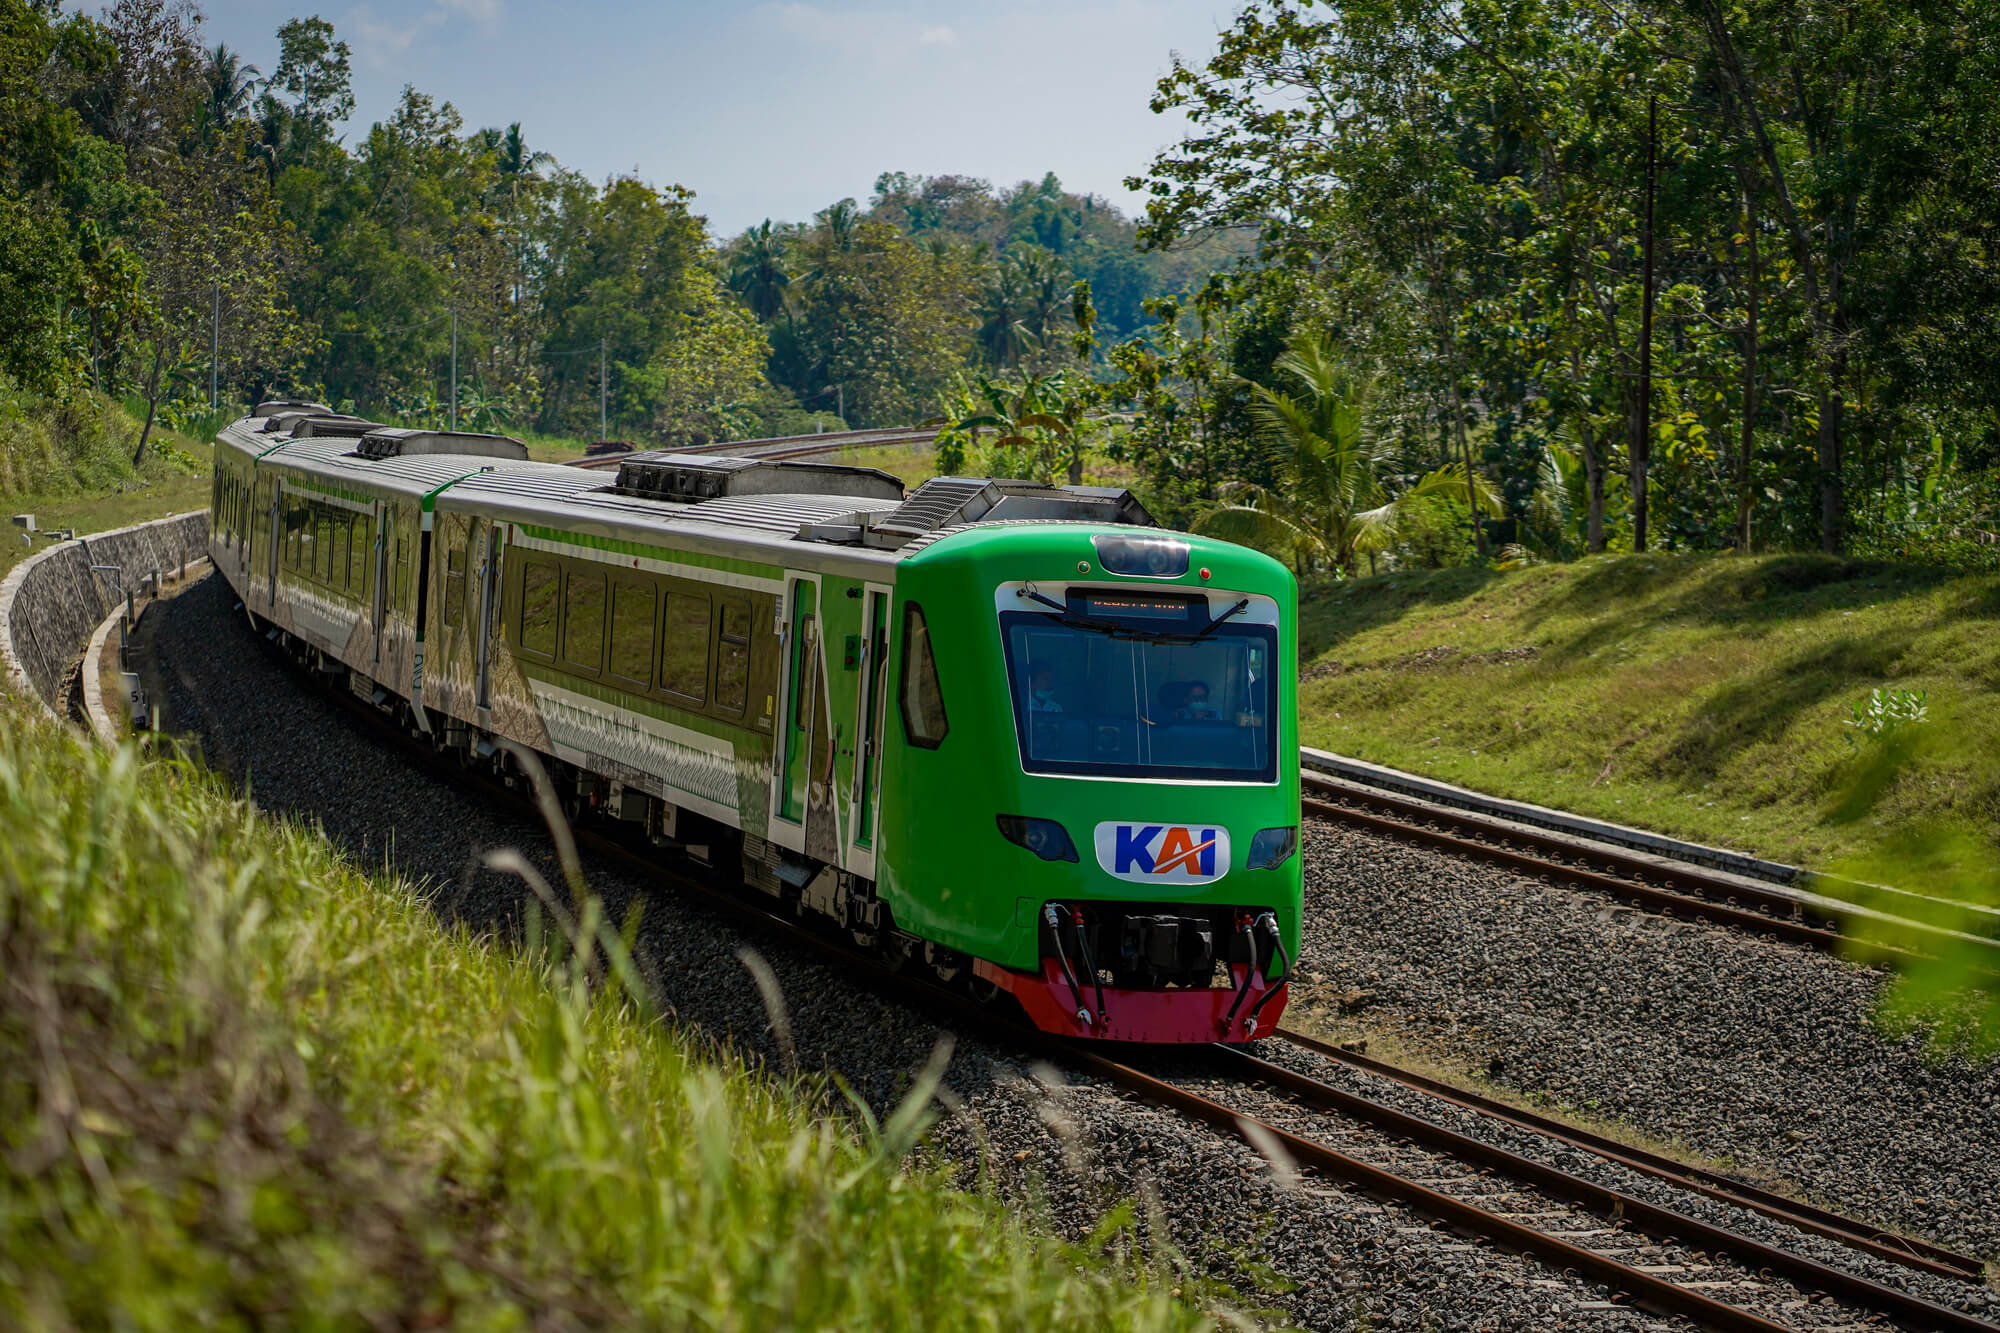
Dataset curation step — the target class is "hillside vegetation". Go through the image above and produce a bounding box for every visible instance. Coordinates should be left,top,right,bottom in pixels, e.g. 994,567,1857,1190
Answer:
0,388,212,577
0,706,1204,1330
1297,553,2000,870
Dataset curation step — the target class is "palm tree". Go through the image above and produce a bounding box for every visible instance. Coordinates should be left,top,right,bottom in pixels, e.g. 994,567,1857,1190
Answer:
817,198,858,251
973,263,1033,368
728,220,792,323
1193,334,1500,575
203,43,260,130
497,122,553,181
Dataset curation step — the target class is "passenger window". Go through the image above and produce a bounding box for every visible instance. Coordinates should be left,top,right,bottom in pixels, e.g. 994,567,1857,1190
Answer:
314,512,332,581
715,599,751,713
609,579,656,686
331,518,349,591
443,544,467,628
563,570,605,670
899,602,948,748
518,561,558,657
393,536,410,611
660,591,710,701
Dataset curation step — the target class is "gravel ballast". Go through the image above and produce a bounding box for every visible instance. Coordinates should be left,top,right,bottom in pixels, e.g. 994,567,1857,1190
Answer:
1292,817,2000,1267
151,573,1714,1331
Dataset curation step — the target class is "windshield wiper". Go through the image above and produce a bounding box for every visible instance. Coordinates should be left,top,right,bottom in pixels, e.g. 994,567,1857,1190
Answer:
1192,597,1251,640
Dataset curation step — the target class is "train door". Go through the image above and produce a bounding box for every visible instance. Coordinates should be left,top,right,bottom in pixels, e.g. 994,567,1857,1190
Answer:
265,477,282,608
773,575,830,857
473,520,499,709
370,506,389,666
847,585,891,875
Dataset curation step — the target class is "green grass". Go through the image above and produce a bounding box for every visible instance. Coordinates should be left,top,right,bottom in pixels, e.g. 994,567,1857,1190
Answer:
0,389,214,579
0,709,1217,1330
1297,551,2000,870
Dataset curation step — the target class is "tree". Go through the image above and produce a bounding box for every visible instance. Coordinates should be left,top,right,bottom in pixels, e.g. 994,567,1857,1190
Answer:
0,196,82,394
269,16,351,144
200,42,258,130
727,220,791,323
1192,334,1498,575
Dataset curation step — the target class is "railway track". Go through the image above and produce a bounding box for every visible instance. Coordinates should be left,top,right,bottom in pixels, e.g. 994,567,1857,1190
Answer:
245,624,1994,1333
1300,768,2000,970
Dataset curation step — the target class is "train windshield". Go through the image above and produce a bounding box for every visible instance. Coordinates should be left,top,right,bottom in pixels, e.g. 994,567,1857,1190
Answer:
1001,605,1278,783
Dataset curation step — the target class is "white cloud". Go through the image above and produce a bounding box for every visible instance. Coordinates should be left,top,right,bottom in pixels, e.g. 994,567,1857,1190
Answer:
347,5,437,65
345,0,501,68
761,4,961,59
438,0,504,23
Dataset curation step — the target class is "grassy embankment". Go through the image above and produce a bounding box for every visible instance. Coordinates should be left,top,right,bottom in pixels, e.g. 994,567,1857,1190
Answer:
1297,551,2000,871
0,706,1215,1328
0,389,214,578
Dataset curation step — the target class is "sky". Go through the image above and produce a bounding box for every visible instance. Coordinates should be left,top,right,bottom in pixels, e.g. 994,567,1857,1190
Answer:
166,0,1239,237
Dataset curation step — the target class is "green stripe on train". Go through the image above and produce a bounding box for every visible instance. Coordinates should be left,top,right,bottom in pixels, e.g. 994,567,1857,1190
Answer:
517,524,784,580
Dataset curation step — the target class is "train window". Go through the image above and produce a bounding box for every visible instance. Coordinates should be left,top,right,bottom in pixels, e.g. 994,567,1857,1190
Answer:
331,517,350,591
899,602,948,749
518,560,558,657
314,511,332,582
660,591,709,702
393,535,411,612
562,569,605,671
444,544,467,629
715,599,751,713
609,579,656,687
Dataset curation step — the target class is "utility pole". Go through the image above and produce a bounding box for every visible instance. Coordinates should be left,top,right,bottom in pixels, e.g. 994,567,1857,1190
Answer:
209,282,219,411
599,337,607,439
449,310,459,433
1634,93,1658,553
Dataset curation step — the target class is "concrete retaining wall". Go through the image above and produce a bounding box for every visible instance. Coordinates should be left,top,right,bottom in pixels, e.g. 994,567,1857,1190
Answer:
0,511,207,714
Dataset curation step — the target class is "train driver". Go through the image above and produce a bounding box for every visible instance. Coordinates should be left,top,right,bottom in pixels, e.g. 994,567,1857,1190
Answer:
1027,662,1065,713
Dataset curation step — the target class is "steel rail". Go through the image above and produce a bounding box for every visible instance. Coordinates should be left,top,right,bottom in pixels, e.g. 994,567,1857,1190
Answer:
1301,789,1873,955
1274,1025,1987,1283
1204,1045,1997,1332
1302,775,2000,976
1060,1045,1793,1333
1303,773,1833,922
234,625,1994,1333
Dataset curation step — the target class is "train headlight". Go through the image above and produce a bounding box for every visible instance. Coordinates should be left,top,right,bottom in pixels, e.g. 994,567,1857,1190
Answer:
1246,826,1298,870
996,815,1080,863
1091,533,1189,577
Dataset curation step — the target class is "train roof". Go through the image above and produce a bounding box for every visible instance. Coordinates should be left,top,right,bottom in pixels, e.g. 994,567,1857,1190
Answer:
217,414,1169,578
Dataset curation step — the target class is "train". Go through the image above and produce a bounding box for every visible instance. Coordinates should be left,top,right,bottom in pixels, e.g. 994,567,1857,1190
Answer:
208,404,1301,1043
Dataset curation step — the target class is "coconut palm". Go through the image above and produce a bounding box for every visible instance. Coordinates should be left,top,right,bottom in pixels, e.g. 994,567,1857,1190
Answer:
1193,333,1500,575
728,220,792,323
203,44,261,127
497,122,553,181
973,264,1034,368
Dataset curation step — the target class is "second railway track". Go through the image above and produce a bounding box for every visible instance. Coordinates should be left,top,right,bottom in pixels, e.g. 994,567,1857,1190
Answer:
1300,769,2000,970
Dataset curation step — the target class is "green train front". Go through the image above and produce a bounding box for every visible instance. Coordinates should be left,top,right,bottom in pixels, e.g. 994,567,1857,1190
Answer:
877,524,1300,1043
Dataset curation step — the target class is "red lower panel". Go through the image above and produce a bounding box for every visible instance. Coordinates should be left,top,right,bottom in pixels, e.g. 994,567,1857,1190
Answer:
973,957,1288,1044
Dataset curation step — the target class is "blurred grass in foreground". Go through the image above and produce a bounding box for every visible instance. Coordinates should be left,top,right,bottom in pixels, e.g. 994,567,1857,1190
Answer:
0,704,1221,1330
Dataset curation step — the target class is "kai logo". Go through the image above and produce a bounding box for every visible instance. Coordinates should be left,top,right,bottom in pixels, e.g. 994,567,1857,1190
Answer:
1093,822,1233,884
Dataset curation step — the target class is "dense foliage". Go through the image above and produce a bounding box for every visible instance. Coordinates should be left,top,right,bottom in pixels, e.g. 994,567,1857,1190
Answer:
1123,0,2000,564
0,0,1248,449
7,0,1999,564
